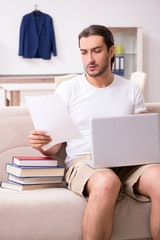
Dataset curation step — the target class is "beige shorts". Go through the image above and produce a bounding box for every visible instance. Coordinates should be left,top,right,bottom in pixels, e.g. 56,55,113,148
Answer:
65,154,159,202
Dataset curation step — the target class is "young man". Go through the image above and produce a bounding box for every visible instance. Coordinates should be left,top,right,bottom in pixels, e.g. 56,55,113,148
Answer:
29,25,160,240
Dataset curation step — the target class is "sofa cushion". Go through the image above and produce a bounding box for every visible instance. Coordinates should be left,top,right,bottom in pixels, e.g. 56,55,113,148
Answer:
0,188,86,240
0,187,151,240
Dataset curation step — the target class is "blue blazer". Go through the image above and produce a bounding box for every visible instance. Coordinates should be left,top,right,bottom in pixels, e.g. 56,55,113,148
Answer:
19,11,57,59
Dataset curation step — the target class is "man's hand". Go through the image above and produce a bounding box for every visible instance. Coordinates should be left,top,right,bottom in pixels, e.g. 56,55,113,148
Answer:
28,130,52,151
28,130,62,156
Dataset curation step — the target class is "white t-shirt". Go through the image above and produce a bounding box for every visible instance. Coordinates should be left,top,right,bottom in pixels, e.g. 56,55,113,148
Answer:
56,74,146,168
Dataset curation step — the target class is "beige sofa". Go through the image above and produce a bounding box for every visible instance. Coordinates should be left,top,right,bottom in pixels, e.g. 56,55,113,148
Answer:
0,103,159,240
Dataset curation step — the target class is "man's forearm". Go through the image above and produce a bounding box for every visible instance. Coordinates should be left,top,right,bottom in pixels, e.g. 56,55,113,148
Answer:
39,143,62,156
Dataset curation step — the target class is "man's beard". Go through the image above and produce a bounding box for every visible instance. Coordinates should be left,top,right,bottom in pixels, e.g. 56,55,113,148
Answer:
85,57,109,77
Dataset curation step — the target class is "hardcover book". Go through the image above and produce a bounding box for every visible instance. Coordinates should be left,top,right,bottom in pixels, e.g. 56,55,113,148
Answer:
6,163,65,177
1,181,60,191
8,174,63,185
12,156,58,167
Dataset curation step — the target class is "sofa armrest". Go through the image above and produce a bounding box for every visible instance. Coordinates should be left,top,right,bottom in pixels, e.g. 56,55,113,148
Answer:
146,103,160,114
0,107,43,181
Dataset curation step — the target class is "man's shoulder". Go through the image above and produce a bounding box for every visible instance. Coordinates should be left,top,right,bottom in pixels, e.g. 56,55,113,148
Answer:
114,74,128,82
114,74,135,88
58,74,85,88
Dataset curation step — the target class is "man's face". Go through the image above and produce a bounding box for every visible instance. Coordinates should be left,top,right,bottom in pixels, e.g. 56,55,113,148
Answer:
80,35,113,77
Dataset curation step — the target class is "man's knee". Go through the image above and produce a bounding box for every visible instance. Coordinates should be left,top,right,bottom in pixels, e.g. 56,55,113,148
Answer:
135,165,160,198
86,171,121,199
148,166,160,196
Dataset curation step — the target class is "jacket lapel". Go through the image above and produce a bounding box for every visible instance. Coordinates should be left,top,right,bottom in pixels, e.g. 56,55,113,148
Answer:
31,12,38,36
31,11,44,36
37,12,45,35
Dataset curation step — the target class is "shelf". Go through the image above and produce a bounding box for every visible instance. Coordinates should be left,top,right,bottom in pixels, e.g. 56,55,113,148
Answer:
109,27,142,79
116,53,137,56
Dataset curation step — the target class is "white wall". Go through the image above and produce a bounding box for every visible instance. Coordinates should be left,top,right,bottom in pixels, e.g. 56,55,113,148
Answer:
0,0,160,102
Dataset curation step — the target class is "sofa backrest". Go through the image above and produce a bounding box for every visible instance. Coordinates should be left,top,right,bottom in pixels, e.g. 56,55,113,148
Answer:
0,107,40,181
0,103,160,182
0,106,67,182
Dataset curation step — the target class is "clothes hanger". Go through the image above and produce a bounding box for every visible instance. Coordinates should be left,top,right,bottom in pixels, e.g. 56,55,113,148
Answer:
34,4,41,16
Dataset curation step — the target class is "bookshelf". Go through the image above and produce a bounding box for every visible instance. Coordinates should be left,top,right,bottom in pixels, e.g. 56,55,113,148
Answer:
109,27,143,79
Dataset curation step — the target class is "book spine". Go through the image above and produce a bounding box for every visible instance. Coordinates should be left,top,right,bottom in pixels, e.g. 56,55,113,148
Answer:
119,56,125,76
115,56,120,75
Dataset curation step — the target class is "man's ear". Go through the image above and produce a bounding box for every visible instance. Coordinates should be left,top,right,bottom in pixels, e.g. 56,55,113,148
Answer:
109,46,115,58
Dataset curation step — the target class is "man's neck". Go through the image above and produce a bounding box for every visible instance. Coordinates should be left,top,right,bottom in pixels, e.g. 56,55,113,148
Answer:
85,72,114,88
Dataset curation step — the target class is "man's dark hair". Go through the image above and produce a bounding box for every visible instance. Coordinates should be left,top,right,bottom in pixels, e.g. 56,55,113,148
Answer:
78,25,115,68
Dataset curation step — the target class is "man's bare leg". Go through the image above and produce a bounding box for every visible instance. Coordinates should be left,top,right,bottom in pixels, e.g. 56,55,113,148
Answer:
134,165,160,240
82,170,121,240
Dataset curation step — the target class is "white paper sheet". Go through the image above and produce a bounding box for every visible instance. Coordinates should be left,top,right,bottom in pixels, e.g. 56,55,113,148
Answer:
25,94,82,151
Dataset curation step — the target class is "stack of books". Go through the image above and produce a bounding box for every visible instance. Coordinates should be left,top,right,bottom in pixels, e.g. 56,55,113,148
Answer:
1,156,65,191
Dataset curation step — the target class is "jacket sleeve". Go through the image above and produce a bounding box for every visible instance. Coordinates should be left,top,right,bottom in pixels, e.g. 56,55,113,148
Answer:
18,16,25,56
50,18,57,56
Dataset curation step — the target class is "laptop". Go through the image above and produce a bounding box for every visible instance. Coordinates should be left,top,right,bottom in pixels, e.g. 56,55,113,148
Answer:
85,113,160,168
